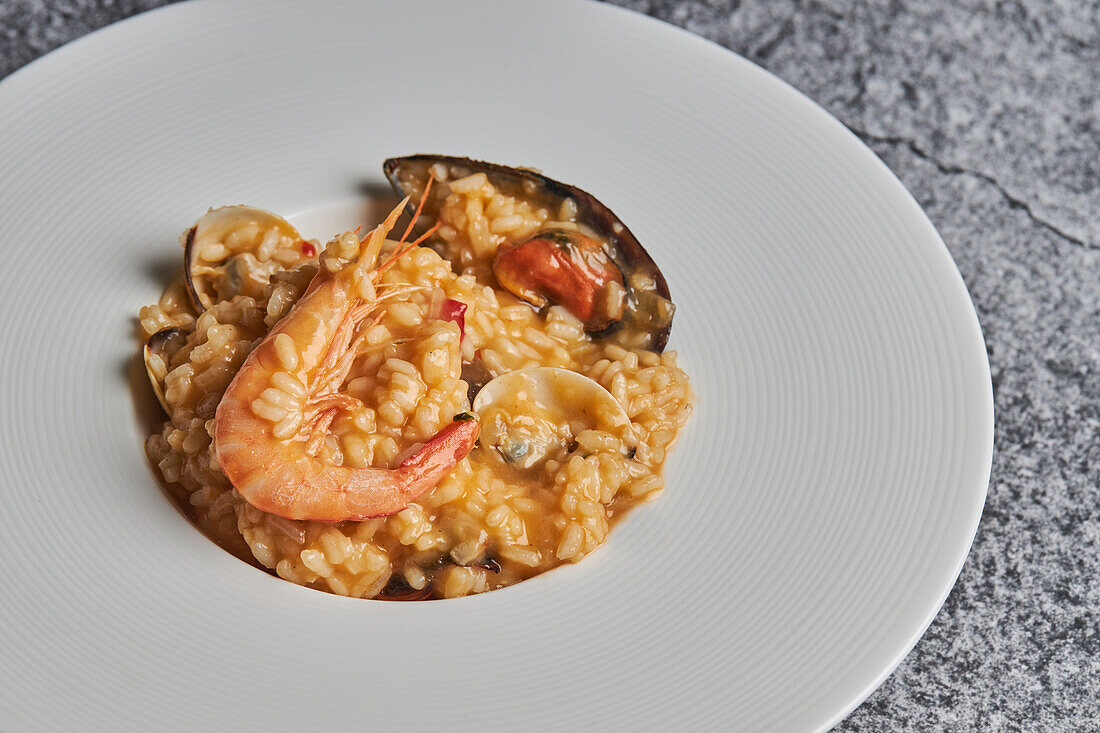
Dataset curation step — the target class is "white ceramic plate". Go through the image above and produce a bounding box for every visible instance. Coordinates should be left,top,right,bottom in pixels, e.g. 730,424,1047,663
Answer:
0,1,992,730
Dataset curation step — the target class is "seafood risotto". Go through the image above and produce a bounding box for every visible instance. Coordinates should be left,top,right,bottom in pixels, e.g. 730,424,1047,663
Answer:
139,156,692,600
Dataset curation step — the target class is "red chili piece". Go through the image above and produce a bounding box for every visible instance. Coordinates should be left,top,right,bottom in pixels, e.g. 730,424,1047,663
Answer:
440,298,467,338
300,241,316,257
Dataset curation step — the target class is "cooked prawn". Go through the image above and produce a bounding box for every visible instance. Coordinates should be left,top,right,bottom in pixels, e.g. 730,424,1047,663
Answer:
214,178,479,521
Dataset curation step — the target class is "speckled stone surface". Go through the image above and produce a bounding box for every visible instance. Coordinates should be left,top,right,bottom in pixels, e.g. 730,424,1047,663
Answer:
3,0,1097,729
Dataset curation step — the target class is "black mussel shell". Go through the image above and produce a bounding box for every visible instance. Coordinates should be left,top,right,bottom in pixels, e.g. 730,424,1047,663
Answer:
383,155,674,352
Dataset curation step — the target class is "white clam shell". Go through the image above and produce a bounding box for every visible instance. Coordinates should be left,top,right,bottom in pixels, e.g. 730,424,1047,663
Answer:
473,366,632,443
143,327,187,414
184,205,303,311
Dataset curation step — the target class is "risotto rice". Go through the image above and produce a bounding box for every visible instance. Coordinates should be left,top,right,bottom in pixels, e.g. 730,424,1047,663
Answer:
140,162,692,599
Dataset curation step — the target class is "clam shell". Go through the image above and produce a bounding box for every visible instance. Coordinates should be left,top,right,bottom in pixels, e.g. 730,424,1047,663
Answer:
472,367,631,434
143,327,188,413
473,367,634,470
183,205,307,312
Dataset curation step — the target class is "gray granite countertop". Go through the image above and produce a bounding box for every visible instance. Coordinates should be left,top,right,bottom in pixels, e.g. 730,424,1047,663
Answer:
3,0,1097,729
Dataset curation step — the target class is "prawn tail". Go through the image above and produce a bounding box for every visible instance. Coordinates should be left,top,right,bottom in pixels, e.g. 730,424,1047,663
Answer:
396,417,480,497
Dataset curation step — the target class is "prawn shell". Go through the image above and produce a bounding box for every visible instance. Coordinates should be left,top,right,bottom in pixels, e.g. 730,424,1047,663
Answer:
383,155,674,352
